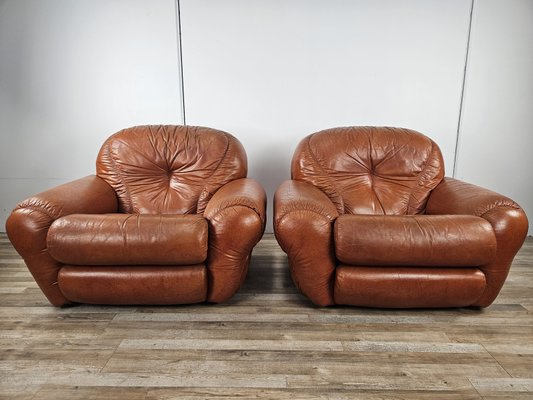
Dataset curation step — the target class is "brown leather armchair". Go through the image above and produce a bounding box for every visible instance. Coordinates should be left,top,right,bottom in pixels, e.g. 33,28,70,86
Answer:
274,127,528,308
6,125,266,306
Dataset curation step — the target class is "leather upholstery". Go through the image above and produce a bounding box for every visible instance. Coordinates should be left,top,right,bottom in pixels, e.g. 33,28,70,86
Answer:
204,178,267,302
58,265,207,305
426,178,529,307
334,266,486,308
48,214,208,265
97,125,247,214
275,127,528,308
6,125,266,307
292,126,444,215
274,180,338,306
334,214,496,266
6,176,118,306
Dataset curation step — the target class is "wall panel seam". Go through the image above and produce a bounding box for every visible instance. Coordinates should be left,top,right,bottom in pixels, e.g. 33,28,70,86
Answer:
453,0,475,178
174,0,186,124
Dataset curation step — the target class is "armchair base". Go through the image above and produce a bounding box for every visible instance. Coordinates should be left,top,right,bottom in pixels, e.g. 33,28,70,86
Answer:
58,265,207,305
334,266,486,308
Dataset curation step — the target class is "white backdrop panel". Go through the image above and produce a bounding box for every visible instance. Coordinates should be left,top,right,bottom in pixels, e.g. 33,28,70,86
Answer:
180,0,472,231
0,0,182,228
456,0,533,233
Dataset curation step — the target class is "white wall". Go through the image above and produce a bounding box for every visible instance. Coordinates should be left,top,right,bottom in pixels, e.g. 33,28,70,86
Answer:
180,0,472,231
456,0,533,228
0,0,182,228
1,0,531,234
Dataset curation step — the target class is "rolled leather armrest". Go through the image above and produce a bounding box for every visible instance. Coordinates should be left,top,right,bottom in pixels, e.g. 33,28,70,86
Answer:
274,180,339,306
203,178,266,303
426,177,528,307
5,175,118,306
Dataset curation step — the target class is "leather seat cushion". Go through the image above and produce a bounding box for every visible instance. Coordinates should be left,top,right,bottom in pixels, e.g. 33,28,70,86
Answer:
334,214,496,266
58,265,207,305
48,214,208,265
334,265,486,308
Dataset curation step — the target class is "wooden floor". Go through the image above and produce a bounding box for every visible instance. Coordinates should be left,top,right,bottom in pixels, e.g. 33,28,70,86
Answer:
1,233,532,399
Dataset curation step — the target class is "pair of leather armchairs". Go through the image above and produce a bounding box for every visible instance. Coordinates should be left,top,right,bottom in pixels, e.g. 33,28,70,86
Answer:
6,125,528,309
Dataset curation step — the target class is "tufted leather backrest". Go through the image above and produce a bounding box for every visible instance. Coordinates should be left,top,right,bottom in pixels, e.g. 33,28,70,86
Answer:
291,127,444,215
96,125,247,214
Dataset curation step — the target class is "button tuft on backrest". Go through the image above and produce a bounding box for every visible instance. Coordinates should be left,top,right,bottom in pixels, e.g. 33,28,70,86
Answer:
291,126,444,215
96,125,247,214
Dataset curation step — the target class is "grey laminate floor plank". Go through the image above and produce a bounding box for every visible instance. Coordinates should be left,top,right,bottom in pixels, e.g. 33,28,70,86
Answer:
0,233,532,399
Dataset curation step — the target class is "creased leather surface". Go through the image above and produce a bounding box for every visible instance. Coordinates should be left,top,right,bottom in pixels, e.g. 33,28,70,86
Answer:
334,266,486,308
426,178,528,307
7,125,264,307
275,127,526,308
204,178,266,303
97,125,247,214
58,265,207,305
335,214,496,266
5,176,118,306
48,214,207,265
291,127,444,215
274,180,339,306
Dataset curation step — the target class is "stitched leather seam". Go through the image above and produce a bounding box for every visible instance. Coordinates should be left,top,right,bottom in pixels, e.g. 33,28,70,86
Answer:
305,134,344,214
408,139,439,214
198,131,231,213
15,204,56,221
276,208,338,227
206,203,265,224
107,138,134,213
151,125,171,171
97,128,133,213
478,204,522,219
